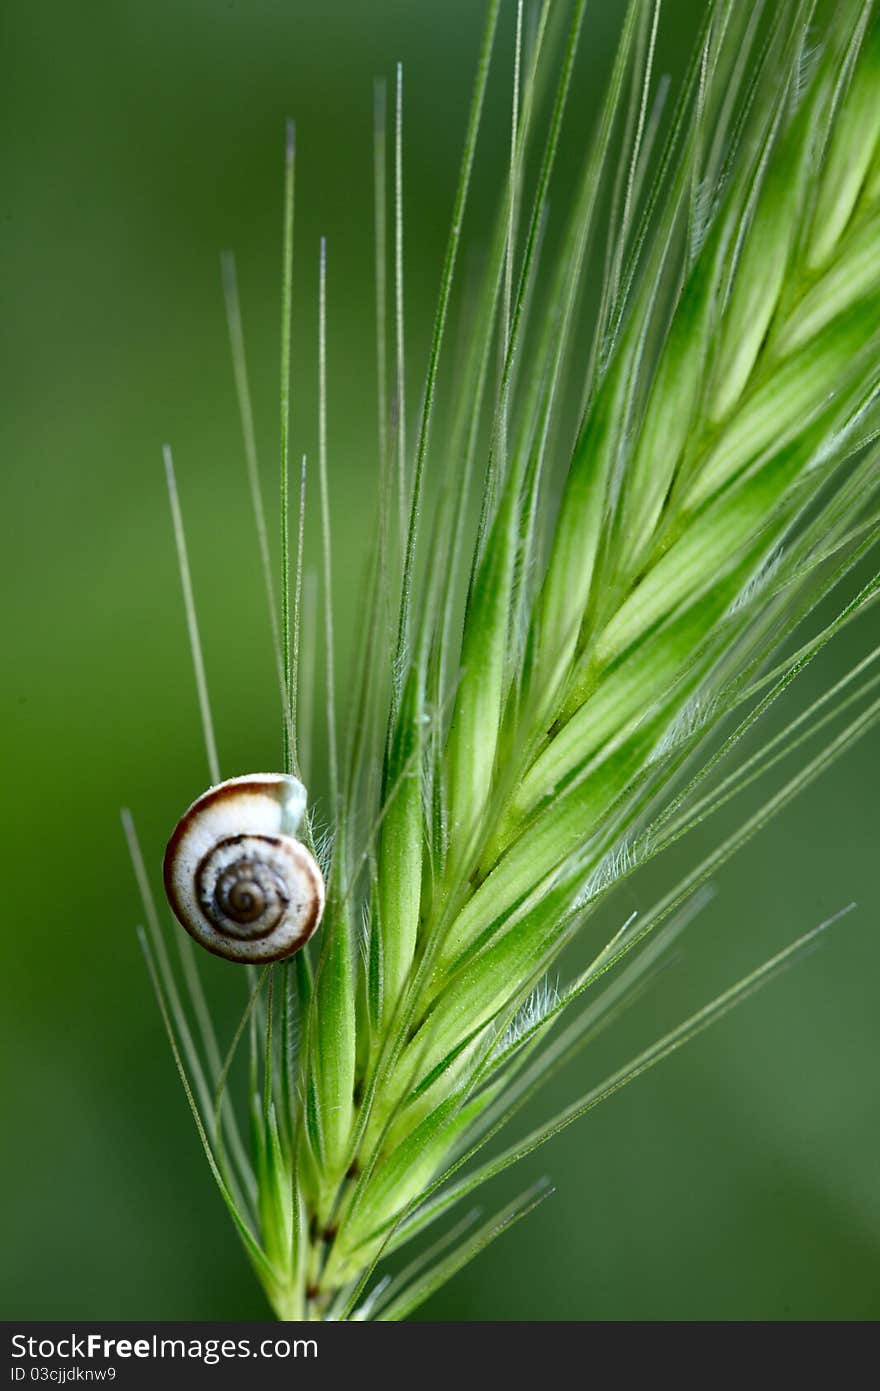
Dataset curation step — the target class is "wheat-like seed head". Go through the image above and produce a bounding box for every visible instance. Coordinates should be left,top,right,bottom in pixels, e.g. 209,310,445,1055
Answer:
132,0,880,1320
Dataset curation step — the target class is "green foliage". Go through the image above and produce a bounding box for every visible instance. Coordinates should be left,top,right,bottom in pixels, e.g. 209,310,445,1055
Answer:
134,0,880,1320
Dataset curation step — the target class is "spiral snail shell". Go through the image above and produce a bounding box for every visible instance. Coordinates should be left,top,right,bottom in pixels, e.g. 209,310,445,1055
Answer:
163,773,325,964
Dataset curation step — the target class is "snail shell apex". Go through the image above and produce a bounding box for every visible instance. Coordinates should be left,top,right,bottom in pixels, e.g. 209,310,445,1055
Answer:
163,774,324,964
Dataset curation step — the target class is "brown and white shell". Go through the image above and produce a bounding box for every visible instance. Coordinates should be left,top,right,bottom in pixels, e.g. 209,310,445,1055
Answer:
163,774,324,964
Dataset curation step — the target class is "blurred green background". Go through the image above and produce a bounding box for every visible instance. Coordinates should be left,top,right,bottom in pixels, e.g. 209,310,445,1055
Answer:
3,0,879,1320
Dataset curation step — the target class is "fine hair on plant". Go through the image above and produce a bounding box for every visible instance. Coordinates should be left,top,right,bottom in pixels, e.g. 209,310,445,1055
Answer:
125,0,880,1321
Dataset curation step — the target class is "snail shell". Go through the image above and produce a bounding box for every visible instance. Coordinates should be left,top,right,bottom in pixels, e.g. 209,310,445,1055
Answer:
163,773,325,964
